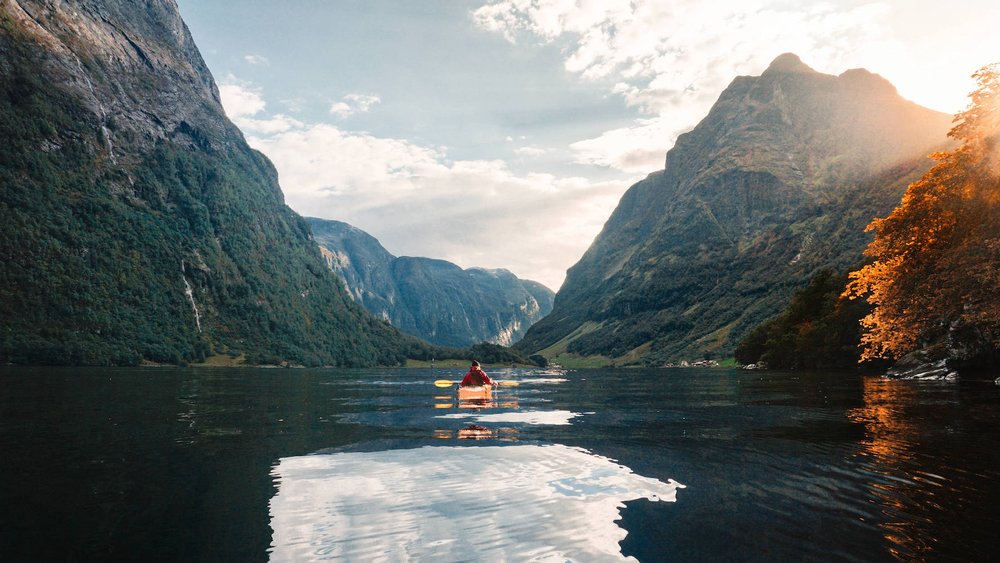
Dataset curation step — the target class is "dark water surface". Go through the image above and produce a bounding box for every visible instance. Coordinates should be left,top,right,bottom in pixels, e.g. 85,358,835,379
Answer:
1,366,999,561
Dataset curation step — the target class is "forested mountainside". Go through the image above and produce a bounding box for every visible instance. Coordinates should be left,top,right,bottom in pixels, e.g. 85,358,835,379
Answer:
307,218,554,348
0,0,432,366
517,54,952,366
736,63,1000,376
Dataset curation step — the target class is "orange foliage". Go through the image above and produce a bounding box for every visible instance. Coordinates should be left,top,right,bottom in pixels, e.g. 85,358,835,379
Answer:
844,63,1000,361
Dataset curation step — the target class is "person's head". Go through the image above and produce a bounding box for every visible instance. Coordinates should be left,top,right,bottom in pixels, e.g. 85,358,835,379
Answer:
471,360,480,369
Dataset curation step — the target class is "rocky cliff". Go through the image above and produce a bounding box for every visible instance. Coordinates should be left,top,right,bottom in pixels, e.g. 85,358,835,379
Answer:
308,218,554,348
517,54,953,365
0,0,421,366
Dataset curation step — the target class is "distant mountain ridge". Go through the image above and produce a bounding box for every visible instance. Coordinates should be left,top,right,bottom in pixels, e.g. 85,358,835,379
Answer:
516,54,953,365
0,0,427,366
307,218,554,347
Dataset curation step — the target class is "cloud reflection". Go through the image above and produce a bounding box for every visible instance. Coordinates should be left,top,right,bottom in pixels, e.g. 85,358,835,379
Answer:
269,444,684,561
436,409,583,425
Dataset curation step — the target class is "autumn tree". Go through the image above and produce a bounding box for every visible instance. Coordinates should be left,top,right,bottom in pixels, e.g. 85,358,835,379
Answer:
844,63,1000,364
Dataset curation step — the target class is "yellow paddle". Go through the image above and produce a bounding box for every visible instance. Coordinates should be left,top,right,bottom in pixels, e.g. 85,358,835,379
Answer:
434,379,519,388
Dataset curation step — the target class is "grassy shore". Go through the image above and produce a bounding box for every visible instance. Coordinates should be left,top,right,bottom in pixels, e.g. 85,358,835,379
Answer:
405,359,536,368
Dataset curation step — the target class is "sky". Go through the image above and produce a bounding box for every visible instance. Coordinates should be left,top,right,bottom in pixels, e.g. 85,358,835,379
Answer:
175,0,1000,291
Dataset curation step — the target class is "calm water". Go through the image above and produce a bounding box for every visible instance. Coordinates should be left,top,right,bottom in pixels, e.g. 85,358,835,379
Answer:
2,366,999,561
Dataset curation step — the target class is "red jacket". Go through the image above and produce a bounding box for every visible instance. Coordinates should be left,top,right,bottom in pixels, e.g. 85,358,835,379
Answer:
460,367,494,387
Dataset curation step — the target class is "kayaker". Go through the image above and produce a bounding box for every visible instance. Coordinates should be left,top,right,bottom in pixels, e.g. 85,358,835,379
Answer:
460,360,494,387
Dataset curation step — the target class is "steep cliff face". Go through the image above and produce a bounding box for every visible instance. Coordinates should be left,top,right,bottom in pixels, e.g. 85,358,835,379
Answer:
312,220,398,321
517,54,952,365
0,0,416,366
308,218,555,348
3,0,229,152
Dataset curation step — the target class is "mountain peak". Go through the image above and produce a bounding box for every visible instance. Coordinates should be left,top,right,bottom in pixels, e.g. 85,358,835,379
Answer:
838,67,898,95
762,53,817,76
517,54,953,366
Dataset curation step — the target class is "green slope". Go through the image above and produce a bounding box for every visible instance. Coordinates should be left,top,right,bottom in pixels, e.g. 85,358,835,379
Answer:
0,3,424,366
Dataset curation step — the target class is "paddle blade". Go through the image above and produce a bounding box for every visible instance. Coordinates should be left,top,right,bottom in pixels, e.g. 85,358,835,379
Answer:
436,379,517,387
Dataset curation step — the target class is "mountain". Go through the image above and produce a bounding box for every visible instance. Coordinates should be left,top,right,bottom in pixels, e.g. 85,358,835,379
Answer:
307,218,554,348
516,54,953,366
0,0,427,366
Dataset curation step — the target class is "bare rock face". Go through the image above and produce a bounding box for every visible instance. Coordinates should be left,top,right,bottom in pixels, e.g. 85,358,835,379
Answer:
5,0,231,153
517,53,953,365
308,218,554,348
887,360,958,381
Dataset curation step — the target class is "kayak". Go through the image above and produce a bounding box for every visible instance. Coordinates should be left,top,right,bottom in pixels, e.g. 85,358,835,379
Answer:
457,385,493,401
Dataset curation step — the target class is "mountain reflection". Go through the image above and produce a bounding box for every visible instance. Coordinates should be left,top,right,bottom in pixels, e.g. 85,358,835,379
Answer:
268,444,684,561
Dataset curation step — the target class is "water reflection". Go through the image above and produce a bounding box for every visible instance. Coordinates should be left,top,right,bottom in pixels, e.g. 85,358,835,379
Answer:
268,444,684,561
433,425,521,441
437,410,584,426
5,367,999,561
433,385,520,410
848,377,950,560
850,378,918,462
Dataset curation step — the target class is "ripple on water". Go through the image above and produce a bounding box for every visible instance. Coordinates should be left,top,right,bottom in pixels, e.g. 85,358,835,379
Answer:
268,444,684,561
435,410,585,426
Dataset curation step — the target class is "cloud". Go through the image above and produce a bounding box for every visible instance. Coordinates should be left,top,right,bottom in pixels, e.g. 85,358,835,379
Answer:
329,93,382,118
217,79,304,134
243,54,270,66
513,145,549,157
208,2,1000,296
226,79,630,290
234,114,305,135
280,98,306,113
328,102,352,117
472,0,903,172
247,120,629,290
569,117,683,173
218,81,266,118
